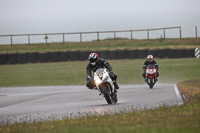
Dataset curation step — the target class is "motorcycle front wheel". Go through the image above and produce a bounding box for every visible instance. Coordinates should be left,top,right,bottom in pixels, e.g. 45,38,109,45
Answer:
101,83,113,104
149,78,154,89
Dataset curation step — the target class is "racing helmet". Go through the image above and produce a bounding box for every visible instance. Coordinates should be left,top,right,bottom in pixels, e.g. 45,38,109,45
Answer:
147,55,153,62
89,53,98,65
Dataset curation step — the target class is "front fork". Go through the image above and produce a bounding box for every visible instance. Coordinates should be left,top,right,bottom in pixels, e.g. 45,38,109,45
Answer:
145,73,157,82
96,82,112,96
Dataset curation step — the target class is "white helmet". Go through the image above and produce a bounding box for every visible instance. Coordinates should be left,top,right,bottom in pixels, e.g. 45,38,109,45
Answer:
147,55,153,62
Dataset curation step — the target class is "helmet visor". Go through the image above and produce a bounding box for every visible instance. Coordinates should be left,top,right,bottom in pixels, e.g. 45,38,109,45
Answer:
89,58,97,63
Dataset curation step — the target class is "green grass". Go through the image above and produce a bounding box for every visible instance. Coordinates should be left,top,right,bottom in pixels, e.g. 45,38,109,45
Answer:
0,38,200,132
1,81,200,132
178,79,200,103
0,58,200,87
0,38,200,54
0,58,200,132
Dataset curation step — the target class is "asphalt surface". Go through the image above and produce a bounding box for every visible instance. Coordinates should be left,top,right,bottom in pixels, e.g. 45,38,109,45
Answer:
0,84,183,124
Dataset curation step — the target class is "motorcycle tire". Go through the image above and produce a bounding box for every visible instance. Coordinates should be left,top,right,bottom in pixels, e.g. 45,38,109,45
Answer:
149,78,154,89
101,83,113,104
112,92,118,103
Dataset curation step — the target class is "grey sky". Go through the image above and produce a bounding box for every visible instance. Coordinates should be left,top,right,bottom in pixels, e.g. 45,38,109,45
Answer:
0,0,200,35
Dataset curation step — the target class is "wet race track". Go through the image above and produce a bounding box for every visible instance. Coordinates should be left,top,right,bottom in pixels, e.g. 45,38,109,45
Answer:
0,84,184,123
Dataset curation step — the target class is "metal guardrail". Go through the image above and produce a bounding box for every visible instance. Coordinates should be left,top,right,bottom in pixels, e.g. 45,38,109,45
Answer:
0,26,182,45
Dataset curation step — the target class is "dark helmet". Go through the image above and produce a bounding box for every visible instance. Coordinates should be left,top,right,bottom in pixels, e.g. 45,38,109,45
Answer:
89,53,98,64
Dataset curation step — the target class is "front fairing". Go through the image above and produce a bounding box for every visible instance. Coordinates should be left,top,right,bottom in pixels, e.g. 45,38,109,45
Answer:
146,64,157,75
94,68,114,92
146,68,156,74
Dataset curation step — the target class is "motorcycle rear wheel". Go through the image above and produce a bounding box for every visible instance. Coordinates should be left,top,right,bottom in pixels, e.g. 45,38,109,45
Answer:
112,92,118,103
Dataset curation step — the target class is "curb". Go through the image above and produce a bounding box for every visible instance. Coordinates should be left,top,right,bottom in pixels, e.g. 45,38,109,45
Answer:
174,84,185,105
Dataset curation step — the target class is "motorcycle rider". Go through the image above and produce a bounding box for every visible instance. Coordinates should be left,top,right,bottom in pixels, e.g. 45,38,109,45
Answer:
86,53,119,90
142,55,159,81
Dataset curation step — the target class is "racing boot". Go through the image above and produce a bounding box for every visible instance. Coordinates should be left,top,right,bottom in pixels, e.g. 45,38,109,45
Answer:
93,87,97,90
113,81,119,90
155,78,158,82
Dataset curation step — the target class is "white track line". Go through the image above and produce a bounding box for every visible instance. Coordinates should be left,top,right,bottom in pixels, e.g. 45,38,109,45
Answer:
174,84,184,105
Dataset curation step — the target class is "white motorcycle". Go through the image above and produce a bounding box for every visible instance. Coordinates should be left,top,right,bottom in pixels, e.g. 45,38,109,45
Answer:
94,68,118,104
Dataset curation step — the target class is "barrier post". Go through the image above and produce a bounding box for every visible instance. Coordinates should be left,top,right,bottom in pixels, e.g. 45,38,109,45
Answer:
160,35,163,43
10,35,13,45
179,26,182,39
28,35,30,45
97,32,99,42
80,33,82,43
130,30,133,40
63,33,65,44
44,34,48,44
114,31,116,41
147,30,149,40
195,26,198,39
163,28,166,39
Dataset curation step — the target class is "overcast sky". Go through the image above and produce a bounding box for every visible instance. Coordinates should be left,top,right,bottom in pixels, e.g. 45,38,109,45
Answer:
0,0,200,36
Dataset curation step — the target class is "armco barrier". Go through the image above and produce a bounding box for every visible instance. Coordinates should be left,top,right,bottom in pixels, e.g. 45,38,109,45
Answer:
186,49,194,57
18,53,29,64
69,51,80,61
0,49,195,65
39,53,49,63
177,49,186,58
0,54,8,64
8,53,18,64
29,52,38,63
137,50,148,59
108,50,118,60
118,50,129,59
167,49,178,58
98,50,109,59
128,50,138,59
49,52,59,62
148,50,158,57
79,51,91,61
157,49,167,58
59,51,70,61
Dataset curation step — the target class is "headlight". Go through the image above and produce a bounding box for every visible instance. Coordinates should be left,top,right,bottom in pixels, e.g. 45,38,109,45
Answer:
95,79,102,84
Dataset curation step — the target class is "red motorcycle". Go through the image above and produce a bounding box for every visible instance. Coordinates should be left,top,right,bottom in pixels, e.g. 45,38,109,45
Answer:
145,64,158,89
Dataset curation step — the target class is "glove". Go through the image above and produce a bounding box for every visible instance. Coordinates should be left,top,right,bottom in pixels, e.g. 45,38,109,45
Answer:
87,75,93,80
109,71,115,77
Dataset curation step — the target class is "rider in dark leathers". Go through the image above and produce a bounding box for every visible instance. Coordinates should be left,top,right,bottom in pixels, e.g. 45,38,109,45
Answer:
142,55,159,80
86,53,119,90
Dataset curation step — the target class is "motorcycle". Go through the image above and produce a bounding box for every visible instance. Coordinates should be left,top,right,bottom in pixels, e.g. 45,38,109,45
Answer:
94,68,118,104
145,64,158,89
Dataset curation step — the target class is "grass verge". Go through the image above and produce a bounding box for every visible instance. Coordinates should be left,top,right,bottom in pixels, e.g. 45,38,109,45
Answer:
178,79,200,103
0,80,200,132
0,58,200,87
0,38,200,54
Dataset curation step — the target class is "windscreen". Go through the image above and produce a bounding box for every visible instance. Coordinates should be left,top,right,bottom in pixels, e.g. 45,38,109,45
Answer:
96,68,104,75
148,64,155,69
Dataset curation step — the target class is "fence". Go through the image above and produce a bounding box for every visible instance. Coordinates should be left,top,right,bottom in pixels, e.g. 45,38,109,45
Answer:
0,26,184,45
